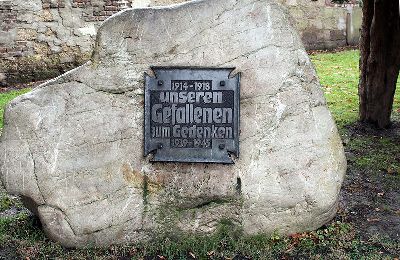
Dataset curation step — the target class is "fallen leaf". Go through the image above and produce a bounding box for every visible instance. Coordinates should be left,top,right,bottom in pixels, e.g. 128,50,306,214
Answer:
189,252,196,259
289,233,308,239
387,167,397,174
129,247,137,256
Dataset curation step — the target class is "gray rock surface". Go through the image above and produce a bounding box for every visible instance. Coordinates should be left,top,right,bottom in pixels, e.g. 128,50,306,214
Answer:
0,0,346,248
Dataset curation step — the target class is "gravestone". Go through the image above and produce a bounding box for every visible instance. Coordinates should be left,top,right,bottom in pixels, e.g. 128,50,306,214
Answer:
0,0,346,248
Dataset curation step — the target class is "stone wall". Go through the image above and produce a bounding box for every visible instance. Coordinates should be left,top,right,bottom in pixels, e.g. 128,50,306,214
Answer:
0,0,179,85
278,0,361,50
0,0,361,85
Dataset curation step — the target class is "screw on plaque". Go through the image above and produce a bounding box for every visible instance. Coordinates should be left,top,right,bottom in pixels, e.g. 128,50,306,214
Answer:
158,80,164,86
220,81,226,87
219,144,225,150
158,143,163,149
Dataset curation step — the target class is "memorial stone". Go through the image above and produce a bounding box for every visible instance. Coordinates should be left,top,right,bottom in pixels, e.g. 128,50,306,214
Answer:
0,0,346,247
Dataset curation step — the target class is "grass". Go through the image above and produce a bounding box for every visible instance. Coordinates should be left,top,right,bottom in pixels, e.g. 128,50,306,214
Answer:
311,50,361,128
346,135,400,173
0,50,399,259
311,50,400,178
310,49,400,129
0,195,24,212
0,197,13,212
0,214,398,259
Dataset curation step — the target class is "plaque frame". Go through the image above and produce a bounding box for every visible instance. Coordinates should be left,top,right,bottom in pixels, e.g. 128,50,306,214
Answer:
144,67,240,164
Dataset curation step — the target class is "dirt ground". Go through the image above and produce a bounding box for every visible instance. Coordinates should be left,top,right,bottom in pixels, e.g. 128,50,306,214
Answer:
337,121,400,243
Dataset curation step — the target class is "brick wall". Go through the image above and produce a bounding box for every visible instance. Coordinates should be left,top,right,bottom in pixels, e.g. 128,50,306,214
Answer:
0,0,361,85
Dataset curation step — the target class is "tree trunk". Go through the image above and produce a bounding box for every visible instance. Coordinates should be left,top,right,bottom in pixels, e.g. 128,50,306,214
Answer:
359,0,400,128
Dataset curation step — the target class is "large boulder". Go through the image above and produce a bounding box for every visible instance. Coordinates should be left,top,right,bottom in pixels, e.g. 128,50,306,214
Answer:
0,0,346,247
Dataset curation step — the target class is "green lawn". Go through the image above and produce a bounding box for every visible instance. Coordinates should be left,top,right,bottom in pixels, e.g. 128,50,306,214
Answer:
0,51,399,259
311,49,400,128
311,50,400,174
311,50,361,128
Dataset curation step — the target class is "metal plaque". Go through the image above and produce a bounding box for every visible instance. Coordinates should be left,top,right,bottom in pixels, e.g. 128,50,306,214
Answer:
144,67,240,164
